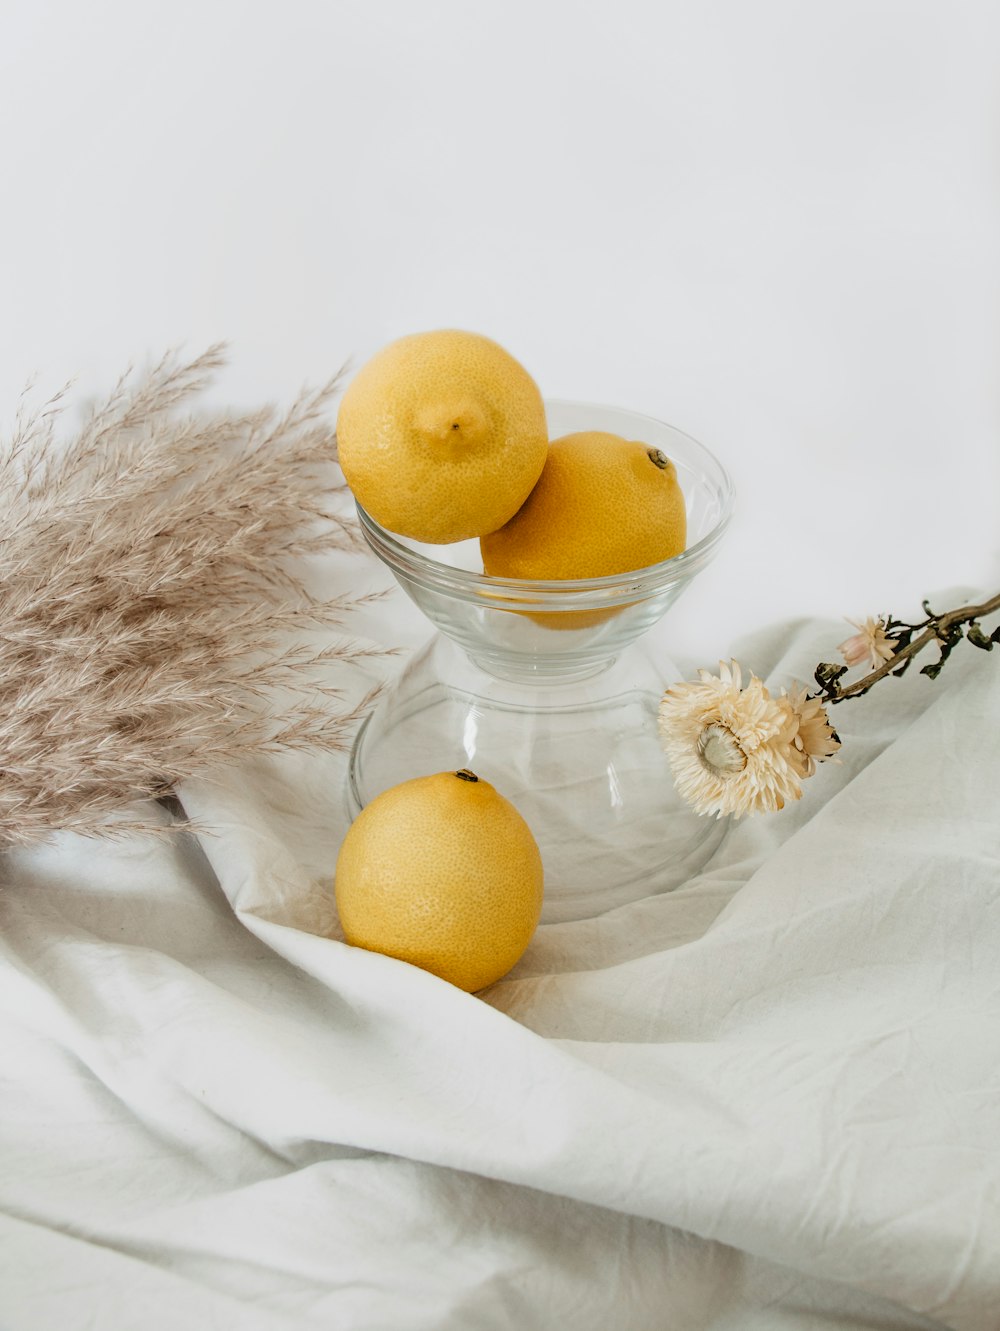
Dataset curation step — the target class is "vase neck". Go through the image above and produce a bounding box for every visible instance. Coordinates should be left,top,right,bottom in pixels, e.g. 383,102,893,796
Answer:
465,651,618,685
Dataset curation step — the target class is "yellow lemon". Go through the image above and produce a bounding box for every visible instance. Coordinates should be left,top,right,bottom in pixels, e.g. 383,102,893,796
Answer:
334,769,543,993
480,430,687,581
480,430,687,629
335,330,548,544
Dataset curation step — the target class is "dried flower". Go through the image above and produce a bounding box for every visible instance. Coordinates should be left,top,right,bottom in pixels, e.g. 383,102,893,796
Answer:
663,591,999,817
781,684,841,778
0,346,385,848
658,661,807,817
838,616,896,670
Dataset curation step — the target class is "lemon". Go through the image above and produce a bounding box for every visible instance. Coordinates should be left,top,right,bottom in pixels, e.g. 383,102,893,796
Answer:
334,769,543,992
480,430,687,581
335,330,548,544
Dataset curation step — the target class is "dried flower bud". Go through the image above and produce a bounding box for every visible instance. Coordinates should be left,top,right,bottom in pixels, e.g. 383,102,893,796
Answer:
838,616,897,671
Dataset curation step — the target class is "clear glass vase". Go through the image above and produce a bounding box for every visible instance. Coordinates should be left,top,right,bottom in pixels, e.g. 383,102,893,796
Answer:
347,401,735,922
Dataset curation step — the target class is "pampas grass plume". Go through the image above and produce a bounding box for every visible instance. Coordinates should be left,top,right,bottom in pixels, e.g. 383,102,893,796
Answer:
0,345,381,846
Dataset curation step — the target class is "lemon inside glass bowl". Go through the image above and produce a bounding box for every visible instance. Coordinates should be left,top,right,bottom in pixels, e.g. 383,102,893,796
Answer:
347,401,735,923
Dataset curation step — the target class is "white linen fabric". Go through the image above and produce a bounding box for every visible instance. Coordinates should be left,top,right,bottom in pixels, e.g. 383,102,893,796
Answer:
1,558,998,1330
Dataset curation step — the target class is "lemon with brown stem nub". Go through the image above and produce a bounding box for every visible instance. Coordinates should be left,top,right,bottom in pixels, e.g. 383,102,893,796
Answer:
480,430,687,627
481,430,687,579
334,769,543,992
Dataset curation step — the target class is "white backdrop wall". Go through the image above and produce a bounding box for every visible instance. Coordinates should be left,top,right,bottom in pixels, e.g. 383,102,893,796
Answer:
2,0,998,663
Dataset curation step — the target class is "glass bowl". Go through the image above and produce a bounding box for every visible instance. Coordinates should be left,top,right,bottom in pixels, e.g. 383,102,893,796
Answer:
347,400,735,922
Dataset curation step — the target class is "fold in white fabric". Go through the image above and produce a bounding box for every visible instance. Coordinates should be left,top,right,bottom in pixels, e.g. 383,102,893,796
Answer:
1,578,997,1330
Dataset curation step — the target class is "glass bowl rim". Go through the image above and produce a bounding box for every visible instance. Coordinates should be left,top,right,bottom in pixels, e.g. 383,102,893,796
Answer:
354,399,735,609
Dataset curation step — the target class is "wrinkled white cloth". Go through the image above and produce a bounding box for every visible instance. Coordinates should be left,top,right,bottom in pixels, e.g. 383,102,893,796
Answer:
1,565,998,1331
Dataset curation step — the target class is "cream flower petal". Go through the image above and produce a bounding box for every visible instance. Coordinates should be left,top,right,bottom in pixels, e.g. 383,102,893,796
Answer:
658,661,805,818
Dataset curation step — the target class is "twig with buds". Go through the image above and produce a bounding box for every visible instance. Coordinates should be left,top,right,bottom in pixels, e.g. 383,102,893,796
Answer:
814,591,1000,703
658,591,1000,818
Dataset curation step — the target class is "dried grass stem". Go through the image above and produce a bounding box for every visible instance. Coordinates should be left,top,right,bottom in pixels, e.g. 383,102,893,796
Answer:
0,346,381,847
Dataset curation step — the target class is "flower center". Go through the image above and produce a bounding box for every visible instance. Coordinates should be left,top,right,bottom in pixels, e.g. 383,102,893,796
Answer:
697,723,747,777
